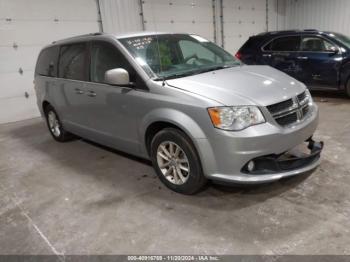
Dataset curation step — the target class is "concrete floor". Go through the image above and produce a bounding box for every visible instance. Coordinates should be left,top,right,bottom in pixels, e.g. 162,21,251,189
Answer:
0,91,350,255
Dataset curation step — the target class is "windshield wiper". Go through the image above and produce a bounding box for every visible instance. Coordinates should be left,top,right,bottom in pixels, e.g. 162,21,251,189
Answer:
160,65,232,80
163,72,196,80
196,65,232,74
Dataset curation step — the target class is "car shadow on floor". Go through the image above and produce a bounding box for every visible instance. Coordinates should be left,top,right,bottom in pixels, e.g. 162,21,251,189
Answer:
6,119,316,211
310,89,349,103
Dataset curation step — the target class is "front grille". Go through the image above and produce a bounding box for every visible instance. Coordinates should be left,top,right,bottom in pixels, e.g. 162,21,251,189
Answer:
267,91,310,127
275,112,298,126
302,105,309,116
267,99,293,114
297,92,306,101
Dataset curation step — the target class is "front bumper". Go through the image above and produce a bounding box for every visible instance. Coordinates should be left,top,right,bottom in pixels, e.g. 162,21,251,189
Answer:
210,139,323,184
196,104,321,184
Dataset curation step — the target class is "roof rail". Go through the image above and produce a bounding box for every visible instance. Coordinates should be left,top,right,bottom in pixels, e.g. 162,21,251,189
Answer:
50,32,105,45
89,32,104,36
258,30,299,35
258,29,321,36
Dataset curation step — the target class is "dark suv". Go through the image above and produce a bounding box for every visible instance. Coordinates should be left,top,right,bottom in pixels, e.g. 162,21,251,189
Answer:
237,29,350,96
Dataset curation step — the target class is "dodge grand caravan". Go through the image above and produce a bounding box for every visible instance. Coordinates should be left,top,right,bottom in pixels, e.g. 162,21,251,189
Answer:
34,32,323,194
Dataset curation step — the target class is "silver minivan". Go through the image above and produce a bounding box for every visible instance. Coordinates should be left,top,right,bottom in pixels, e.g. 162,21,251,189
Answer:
34,32,323,194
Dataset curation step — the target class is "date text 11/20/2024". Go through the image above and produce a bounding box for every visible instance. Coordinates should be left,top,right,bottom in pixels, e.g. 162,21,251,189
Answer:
127,255,220,261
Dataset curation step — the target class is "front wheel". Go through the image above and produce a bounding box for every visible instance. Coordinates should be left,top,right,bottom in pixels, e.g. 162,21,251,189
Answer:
150,128,207,194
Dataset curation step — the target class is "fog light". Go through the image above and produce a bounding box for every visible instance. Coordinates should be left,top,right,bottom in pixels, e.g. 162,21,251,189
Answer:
247,161,255,172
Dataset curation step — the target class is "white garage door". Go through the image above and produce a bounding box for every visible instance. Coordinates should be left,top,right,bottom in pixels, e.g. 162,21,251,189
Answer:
142,0,216,42
223,0,267,55
0,0,100,124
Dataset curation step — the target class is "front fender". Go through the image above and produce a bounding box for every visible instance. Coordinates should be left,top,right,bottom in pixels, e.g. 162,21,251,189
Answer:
139,108,208,155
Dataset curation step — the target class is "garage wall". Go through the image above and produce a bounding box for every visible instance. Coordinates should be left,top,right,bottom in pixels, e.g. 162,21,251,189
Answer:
222,0,287,54
222,0,268,54
268,0,288,32
141,0,283,55
142,0,216,42
99,0,143,34
0,0,100,124
5,0,330,124
0,0,285,124
284,0,350,36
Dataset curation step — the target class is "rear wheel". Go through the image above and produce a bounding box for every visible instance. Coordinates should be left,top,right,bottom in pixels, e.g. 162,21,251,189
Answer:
150,128,207,194
44,104,74,142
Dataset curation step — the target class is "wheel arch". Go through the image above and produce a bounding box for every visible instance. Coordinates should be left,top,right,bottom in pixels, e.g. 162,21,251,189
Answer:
42,100,51,113
140,108,207,157
340,60,350,89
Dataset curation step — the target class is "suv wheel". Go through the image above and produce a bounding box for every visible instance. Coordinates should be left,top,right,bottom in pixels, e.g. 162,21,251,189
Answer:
44,105,74,142
346,78,350,98
150,128,207,194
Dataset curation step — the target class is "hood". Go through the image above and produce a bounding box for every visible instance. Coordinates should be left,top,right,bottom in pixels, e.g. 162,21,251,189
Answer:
166,65,306,106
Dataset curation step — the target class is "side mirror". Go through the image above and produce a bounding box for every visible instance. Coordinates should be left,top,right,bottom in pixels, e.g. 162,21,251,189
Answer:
329,48,339,56
105,68,130,86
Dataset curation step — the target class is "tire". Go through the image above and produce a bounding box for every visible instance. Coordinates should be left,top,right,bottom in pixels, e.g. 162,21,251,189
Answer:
44,104,74,142
150,128,207,194
346,78,350,98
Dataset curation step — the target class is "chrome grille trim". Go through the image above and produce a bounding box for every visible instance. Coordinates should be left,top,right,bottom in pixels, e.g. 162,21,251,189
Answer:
267,91,310,127
271,103,298,118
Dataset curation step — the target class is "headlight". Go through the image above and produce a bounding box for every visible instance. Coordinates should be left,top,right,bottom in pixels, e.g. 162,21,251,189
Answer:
305,89,313,106
208,106,265,131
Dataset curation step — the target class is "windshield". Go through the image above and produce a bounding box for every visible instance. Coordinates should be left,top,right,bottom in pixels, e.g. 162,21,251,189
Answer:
119,34,241,79
328,32,350,49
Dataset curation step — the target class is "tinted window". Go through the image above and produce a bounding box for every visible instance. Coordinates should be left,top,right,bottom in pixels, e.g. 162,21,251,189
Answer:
90,42,135,83
265,36,301,51
35,46,59,77
58,43,87,80
240,37,260,52
301,36,337,52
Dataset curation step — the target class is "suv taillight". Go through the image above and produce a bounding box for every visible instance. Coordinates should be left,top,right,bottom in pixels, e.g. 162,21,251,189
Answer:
235,52,242,60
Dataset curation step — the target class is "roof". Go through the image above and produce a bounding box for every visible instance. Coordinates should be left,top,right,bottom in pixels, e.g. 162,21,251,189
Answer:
256,29,332,37
51,31,188,45
114,31,175,39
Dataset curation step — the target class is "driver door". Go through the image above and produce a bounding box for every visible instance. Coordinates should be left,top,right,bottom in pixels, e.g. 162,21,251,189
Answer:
82,41,140,153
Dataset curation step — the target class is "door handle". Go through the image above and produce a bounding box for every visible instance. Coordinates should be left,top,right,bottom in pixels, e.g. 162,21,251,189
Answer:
87,91,96,97
262,54,272,57
297,56,308,60
75,88,84,94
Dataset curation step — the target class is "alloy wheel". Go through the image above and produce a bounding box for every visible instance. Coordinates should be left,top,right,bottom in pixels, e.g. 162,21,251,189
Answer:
156,141,190,185
47,111,61,137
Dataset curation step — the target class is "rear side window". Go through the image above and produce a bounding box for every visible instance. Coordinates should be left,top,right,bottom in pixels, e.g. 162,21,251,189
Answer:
35,46,59,77
239,37,258,52
58,43,87,81
90,41,136,83
264,36,301,51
